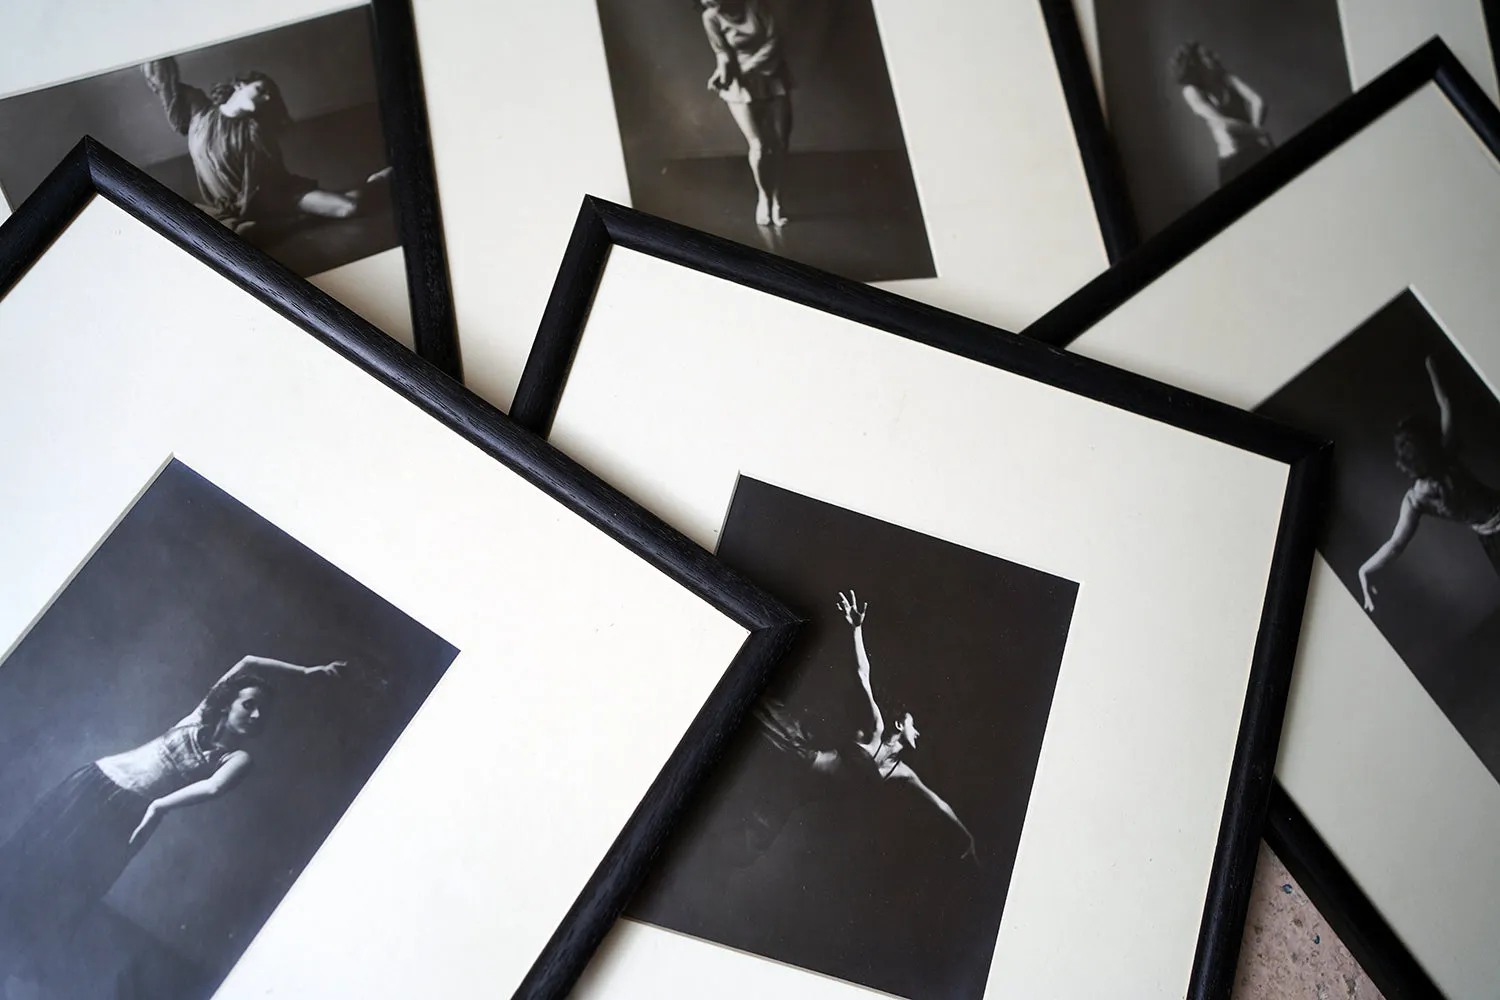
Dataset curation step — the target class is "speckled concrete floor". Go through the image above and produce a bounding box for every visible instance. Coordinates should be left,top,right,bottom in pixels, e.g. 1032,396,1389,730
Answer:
1232,843,1385,1000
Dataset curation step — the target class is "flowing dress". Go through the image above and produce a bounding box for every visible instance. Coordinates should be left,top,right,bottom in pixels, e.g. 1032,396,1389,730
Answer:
0,714,231,978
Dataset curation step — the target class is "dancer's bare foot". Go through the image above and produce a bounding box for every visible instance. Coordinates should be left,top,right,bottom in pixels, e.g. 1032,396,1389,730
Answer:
755,192,772,227
770,197,788,227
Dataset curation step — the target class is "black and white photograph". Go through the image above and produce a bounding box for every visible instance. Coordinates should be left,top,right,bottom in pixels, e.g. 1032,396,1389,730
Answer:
1259,290,1500,783
0,459,458,1000
628,477,1077,1000
1093,0,1352,239
593,0,935,283
0,7,398,279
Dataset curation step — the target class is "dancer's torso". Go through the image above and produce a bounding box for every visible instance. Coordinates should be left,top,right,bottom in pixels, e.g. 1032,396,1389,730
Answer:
96,723,231,799
1410,468,1500,534
187,110,286,213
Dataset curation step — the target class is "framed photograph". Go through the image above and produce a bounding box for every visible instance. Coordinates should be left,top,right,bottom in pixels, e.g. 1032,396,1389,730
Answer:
1030,40,1500,999
507,199,1329,999
1044,0,1500,253
0,139,800,1000
385,0,1110,409
0,0,459,374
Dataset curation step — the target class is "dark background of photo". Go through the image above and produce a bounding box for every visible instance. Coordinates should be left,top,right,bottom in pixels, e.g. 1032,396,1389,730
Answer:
0,6,397,277
1259,291,1500,780
0,460,457,998
594,0,934,283
629,477,1076,1000
1096,0,1350,239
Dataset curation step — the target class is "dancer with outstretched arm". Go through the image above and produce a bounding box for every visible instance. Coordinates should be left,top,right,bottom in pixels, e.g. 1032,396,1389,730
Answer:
141,57,390,236
0,655,346,994
1360,356,1500,612
748,590,977,863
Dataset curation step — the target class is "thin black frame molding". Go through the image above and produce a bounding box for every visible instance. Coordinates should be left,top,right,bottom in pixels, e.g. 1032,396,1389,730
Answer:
1037,0,1142,262
1021,38,1499,1000
509,195,1332,1000
369,0,461,379
0,137,801,1000
1039,1,1500,267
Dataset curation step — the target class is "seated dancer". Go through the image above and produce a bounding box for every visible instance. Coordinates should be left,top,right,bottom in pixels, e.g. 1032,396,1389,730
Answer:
1360,356,1500,613
743,589,977,863
141,57,391,236
0,655,345,997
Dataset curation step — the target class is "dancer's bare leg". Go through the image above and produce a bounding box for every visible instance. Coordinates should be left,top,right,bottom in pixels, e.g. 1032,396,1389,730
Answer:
295,167,394,221
726,100,773,225
764,96,793,226
297,189,359,220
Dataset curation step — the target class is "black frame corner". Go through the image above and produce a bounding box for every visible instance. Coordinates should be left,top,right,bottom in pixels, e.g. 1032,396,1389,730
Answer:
0,138,803,1000
1027,38,1494,349
512,195,1334,1000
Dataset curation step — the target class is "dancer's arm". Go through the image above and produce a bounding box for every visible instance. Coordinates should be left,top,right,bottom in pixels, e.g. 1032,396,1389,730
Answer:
701,11,737,90
212,656,345,687
736,6,781,75
837,591,883,745
1181,85,1227,128
890,763,978,863
141,57,210,134
1427,356,1456,450
1229,74,1267,127
130,752,252,843
1358,497,1422,612
178,657,344,726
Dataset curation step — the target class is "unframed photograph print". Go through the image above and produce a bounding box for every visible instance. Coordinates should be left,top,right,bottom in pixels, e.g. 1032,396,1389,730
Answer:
0,6,398,278
594,0,935,283
1259,291,1500,782
628,477,1077,1000
0,460,458,1000
1095,0,1351,238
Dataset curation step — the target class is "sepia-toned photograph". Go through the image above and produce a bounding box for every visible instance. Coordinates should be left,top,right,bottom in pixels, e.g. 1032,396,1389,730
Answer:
628,477,1077,1000
0,460,458,1000
594,0,935,283
1095,0,1351,238
0,7,398,278
1259,291,1500,782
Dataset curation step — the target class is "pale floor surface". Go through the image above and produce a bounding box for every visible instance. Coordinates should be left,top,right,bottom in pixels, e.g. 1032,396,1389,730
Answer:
1233,843,1386,1000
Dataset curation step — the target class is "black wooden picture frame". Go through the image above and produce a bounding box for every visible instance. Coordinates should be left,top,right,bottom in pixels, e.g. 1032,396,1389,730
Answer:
1036,0,1142,262
368,0,460,378
1023,40,1500,1000
0,138,801,1000
508,196,1331,1000
1040,0,1500,265
1266,787,1444,999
